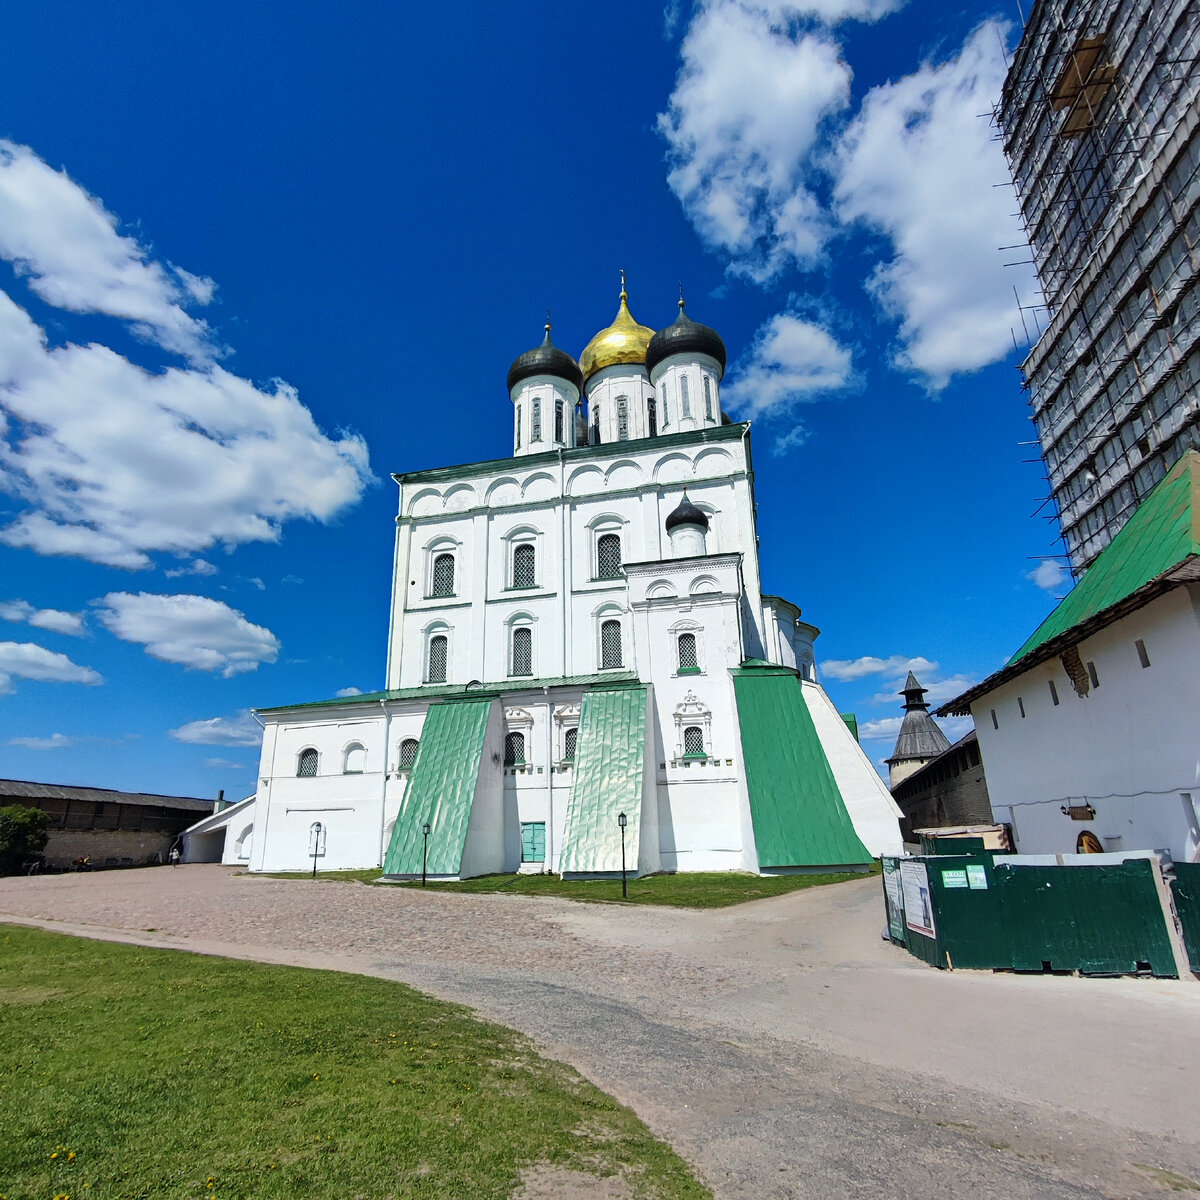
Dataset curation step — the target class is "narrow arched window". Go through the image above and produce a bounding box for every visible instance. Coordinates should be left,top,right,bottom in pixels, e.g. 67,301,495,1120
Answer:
601,619,623,669
427,634,448,684
399,738,420,770
431,553,455,597
504,731,526,766
596,533,622,580
684,726,705,757
512,542,535,588
703,375,714,420
592,404,601,445
511,626,532,676
343,742,366,774
661,382,670,427
677,632,698,670
532,397,542,442
648,397,657,436
515,403,522,450
564,727,577,761
681,374,692,418
554,399,564,443
297,748,318,778
616,396,629,441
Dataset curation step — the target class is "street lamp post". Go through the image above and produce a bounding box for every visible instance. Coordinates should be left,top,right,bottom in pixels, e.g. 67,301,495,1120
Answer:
310,821,323,879
422,821,431,887
617,811,628,899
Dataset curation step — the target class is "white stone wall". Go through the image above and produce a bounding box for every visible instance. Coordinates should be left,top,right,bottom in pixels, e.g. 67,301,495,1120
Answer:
971,586,1200,861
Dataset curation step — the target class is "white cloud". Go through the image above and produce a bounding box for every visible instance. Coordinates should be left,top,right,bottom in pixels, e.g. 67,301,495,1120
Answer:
722,312,856,430
832,22,1040,387
1028,559,1068,592
820,653,937,682
165,559,219,578
97,593,279,677
203,757,245,769
169,711,263,746
750,0,908,20
659,1,852,281
0,140,217,362
0,144,372,571
335,686,364,697
0,640,102,694
0,598,82,633
8,732,73,749
872,673,978,706
858,715,903,740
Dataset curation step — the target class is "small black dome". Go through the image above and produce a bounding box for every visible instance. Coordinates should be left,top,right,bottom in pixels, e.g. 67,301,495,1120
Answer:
507,325,583,393
645,300,727,379
665,491,710,532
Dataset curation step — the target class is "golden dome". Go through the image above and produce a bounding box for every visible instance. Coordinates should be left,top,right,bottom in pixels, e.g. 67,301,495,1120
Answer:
579,282,655,382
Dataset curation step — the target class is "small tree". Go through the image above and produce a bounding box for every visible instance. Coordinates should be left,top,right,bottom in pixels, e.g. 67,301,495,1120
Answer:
0,805,51,875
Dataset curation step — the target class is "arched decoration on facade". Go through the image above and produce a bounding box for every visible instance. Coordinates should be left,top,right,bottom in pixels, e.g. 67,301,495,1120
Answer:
234,823,253,860
398,738,420,771
672,692,713,763
297,747,318,778
343,742,366,774
669,618,705,674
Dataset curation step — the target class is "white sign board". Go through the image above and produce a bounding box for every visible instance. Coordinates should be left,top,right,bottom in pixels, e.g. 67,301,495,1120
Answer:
900,860,936,938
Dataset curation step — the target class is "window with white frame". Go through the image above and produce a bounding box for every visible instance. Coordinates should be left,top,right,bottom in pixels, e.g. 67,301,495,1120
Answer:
677,632,699,671
564,726,577,762
660,382,669,427
596,532,622,580
592,403,601,444
648,397,657,436
431,552,455,597
504,731,526,766
515,403,522,450
681,374,691,417
427,633,448,683
343,742,366,773
672,691,712,762
554,398,564,443
600,618,623,669
683,726,705,757
512,541,536,588
398,738,419,770
616,396,629,441
532,397,542,442
511,625,533,676
297,748,318,777
703,375,714,420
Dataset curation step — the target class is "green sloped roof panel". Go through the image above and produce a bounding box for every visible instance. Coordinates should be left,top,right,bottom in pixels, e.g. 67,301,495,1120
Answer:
558,682,647,874
1012,450,1200,664
732,667,871,868
383,697,492,876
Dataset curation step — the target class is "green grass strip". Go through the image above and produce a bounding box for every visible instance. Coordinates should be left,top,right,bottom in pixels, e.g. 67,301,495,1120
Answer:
0,926,710,1200
269,866,879,907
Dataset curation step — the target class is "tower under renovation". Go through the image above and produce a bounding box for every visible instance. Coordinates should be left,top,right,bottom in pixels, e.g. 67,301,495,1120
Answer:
997,0,1200,572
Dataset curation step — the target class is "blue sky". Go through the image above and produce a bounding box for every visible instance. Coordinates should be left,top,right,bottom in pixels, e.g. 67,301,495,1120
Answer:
0,0,1065,799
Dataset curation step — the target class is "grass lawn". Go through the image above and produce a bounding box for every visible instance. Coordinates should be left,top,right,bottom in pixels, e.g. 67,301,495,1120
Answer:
0,926,709,1200
268,865,880,907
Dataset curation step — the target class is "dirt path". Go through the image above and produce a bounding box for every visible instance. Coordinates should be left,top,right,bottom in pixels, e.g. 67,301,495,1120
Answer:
3,866,1198,1198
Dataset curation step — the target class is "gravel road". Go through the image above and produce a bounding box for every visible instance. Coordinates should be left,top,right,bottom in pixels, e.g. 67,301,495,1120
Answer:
3,865,1198,1199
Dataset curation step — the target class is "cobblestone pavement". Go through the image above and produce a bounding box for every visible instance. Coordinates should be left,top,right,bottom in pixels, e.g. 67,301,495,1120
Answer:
3,866,1200,1199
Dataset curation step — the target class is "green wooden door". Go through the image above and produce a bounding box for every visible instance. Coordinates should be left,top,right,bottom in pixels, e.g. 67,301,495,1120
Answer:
521,822,546,863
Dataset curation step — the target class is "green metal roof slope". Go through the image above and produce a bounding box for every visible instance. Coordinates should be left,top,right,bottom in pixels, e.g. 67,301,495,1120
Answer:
558,682,647,874
732,666,871,868
1012,450,1200,663
383,697,492,876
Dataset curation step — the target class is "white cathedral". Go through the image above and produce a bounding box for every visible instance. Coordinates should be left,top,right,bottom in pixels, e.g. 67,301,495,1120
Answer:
198,282,902,878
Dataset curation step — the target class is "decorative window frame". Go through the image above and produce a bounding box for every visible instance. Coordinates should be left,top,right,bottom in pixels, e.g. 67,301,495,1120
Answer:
554,702,580,769
594,603,627,671
396,737,420,774
505,611,537,678
669,618,705,676
531,395,543,443
554,398,565,444
586,513,627,582
342,740,367,774
503,524,542,590
296,747,319,778
672,692,713,763
423,620,452,684
504,706,534,773
424,535,461,599
616,394,630,441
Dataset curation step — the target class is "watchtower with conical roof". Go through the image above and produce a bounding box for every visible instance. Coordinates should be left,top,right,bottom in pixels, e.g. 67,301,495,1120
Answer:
887,673,952,788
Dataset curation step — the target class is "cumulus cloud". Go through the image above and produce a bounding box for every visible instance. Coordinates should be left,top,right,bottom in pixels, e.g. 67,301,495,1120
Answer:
0,598,85,635
170,711,263,746
97,593,279,677
8,732,73,749
335,686,364,697
0,641,102,694
832,22,1039,387
0,142,372,570
203,757,245,769
873,673,979,706
820,653,938,682
165,559,219,579
858,716,903,740
659,1,852,281
0,140,217,362
722,312,856,430
1028,559,1068,592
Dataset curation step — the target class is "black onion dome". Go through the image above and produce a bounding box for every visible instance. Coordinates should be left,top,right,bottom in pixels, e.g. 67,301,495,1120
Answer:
507,325,583,393
665,490,710,532
645,299,727,379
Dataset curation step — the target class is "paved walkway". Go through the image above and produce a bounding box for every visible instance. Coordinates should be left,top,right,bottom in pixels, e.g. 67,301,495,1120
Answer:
3,866,1199,1198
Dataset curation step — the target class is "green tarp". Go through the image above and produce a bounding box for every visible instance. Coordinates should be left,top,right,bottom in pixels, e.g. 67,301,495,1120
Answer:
383,697,492,876
559,682,647,874
732,666,871,868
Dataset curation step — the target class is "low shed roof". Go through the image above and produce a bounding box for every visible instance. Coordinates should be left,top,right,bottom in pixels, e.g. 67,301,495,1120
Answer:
0,779,215,814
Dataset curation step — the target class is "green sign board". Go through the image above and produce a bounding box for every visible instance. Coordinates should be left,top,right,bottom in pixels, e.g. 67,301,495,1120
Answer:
942,868,969,889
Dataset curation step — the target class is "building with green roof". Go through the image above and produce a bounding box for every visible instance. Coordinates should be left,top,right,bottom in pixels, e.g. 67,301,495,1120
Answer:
939,451,1200,860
